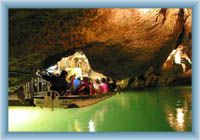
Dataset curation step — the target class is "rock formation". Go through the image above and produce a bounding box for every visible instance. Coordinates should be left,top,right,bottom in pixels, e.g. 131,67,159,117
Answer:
9,8,192,89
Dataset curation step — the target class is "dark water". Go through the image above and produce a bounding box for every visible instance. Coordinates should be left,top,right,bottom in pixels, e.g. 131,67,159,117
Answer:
9,86,192,132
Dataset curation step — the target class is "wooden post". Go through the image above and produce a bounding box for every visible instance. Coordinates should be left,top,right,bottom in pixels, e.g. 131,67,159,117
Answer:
37,77,40,93
31,80,33,97
33,78,36,93
41,79,44,92
47,82,50,91
24,83,27,99
26,82,29,99
28,82,30,99
26,83,28,99
30,78,34,95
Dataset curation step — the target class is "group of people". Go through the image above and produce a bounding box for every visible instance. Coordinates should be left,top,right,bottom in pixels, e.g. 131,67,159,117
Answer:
37,70,118,96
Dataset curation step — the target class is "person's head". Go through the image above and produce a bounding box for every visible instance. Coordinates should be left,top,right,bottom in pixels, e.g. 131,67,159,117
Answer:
101,78,106,83
95,79,100,84
106,77,110,83
71,74,76,80
77,77,81,81
83,77,89,83
113,80,117,85
60,70,68,78
56,73,59,76
69,75,73,80
88,78,91,83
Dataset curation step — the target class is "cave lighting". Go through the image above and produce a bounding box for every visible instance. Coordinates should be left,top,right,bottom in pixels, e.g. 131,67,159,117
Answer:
46,51,106,80
47,65,57,73
166,45,192,73
69,67,83,78
174,46,192,65
174,46,192,72
174,49,181,64
47,64,60,74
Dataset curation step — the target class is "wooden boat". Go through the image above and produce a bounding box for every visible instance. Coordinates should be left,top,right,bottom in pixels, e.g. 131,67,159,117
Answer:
33,91,116,109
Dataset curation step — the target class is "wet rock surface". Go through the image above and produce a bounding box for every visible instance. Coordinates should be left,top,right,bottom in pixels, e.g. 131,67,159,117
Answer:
9,8,192,88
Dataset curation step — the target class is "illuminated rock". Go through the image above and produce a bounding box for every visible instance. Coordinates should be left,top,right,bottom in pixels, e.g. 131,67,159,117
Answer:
9,8,192,88
160,44,192,85
75,8,186,79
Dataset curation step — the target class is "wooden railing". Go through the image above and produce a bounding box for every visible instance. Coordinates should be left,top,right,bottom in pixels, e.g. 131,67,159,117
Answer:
22,77,51,100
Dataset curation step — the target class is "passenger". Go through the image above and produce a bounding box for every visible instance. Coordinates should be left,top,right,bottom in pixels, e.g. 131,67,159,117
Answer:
111,80,118,92
69,75,76,93
37,70,69,96
106,77,113,91
88,78,95,95
76,77,90,95
93,79,101,94
100,78,109,93
73,77,81,90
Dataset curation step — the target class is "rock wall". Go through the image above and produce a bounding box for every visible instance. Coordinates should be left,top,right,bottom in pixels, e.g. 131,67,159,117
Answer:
9,8,192,89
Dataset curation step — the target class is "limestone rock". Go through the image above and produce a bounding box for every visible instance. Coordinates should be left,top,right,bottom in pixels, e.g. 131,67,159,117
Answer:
9,9,192,88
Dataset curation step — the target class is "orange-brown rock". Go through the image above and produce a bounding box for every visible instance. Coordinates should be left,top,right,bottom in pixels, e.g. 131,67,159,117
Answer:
9,8,192,87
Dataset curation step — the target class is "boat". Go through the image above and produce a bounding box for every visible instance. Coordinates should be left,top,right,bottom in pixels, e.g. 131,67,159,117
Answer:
33,90,116,109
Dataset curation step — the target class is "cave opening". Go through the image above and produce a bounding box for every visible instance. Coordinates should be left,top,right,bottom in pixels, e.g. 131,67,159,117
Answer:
45,50,106,81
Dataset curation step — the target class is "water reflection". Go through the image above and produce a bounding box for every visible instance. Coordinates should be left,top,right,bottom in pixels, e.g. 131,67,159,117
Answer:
70,103,109,132
167,108,185,131
9,87,192,132
164,89,191,131
176,108,184,128
115,94,131,109
73,119,81,132
88,119,95,132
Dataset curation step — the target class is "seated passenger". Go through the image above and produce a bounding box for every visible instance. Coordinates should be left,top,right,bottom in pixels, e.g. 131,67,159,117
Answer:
110,79,118,92
88,79,95,95
69,75,76,93
76,77,90,95
37,70,69,96
93,79,101,94
73,77,81,90
106,77,113,91
100,78,109,93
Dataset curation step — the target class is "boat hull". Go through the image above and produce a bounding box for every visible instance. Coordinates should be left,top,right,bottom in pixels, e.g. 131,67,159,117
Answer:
34,91,116,109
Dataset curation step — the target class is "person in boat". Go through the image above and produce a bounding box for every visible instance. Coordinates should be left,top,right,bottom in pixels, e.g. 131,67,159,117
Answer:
88,78,96,95
110,79,118,92
106,77,113,91
37,70,69,96
93,79,101,94
100,78,109,94
106,78,118,92
76,77,95,95
73,77,81,90
69,75,76,93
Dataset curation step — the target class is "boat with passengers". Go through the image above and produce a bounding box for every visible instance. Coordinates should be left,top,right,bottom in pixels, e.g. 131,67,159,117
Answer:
33,90,116,109
34,70,119,109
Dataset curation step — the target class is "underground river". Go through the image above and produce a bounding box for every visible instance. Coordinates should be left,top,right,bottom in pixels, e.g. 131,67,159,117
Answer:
9,86,192,132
